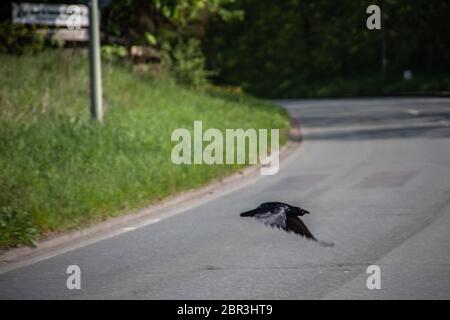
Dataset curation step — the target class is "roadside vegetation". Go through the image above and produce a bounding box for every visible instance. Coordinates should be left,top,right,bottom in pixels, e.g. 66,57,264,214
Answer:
0,50,289,247
205,0,450,97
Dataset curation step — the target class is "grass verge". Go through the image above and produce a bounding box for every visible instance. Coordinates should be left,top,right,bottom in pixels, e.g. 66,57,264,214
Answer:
0,50,289,248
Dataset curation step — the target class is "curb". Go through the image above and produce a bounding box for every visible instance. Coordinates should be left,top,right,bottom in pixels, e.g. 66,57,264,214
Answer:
0,120,303,271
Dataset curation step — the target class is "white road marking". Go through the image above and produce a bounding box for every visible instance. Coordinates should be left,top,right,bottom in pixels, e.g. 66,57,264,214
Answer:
121,227,136,232
0,143,303,275
136,218,161,227
120,219,160,232
0,217,164,275
406,109,420,116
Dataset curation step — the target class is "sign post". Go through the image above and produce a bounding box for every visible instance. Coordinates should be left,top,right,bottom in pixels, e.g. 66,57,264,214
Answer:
88,0,103,121
13,2,103,120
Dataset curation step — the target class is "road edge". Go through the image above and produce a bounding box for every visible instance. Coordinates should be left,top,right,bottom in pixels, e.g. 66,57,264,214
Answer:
0,119,303,271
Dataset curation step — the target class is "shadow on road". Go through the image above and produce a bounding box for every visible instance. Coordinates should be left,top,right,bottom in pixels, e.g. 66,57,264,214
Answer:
303,123,450,140
283,98,450,140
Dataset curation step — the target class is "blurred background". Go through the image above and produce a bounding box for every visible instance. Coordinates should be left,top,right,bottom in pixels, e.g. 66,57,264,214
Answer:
1,0,449,97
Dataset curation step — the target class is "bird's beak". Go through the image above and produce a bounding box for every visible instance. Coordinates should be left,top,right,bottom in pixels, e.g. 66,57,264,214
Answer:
298,208,310,215
240,208,265,217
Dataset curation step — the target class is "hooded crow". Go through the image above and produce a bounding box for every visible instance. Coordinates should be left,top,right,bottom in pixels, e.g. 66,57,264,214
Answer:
240,202,334,247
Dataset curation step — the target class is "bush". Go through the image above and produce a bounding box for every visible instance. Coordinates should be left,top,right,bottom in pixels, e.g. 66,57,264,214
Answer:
101,45,127,62
0,179,38,247
162,38,214,87
0,22,45,55
0,206,37,247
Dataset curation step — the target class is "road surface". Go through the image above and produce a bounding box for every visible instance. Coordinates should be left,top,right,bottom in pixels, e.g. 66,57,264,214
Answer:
1,97,450,299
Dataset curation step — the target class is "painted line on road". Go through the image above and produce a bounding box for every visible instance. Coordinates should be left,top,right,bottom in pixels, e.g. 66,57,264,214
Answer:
0,141,304,275
406,109,420,116
121,218,161,232
121,227,136,232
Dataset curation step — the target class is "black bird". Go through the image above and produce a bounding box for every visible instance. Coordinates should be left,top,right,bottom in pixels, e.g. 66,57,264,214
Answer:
240,202,334,247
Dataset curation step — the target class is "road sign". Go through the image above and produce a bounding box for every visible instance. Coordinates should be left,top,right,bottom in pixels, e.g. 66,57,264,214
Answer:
12,2,89,28
12,2,102,120
12,1,103,121
36,28,89,42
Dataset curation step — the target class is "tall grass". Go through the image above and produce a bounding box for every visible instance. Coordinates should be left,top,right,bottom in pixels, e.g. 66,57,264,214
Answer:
0,50,289,247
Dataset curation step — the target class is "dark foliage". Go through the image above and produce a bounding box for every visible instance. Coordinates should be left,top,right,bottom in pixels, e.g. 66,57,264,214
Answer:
204,0,450,97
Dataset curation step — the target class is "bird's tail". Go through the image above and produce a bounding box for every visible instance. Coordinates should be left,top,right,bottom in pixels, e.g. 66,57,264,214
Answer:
317,240,335,247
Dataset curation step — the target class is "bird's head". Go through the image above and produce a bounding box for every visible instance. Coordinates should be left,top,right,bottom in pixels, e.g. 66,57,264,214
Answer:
292,206,310,216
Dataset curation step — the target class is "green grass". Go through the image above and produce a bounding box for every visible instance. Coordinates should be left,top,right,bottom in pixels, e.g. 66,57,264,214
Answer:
0,50,290,248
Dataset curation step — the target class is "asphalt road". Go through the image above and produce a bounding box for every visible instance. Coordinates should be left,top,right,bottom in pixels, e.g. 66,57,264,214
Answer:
1,97,450,299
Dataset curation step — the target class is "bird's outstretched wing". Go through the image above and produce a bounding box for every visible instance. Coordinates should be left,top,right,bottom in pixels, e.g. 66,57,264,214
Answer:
254,207,287,230
286,215,316,240
240,205,288,229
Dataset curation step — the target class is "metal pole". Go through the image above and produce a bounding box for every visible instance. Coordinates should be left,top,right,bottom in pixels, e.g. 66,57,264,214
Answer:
88,0,103,121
